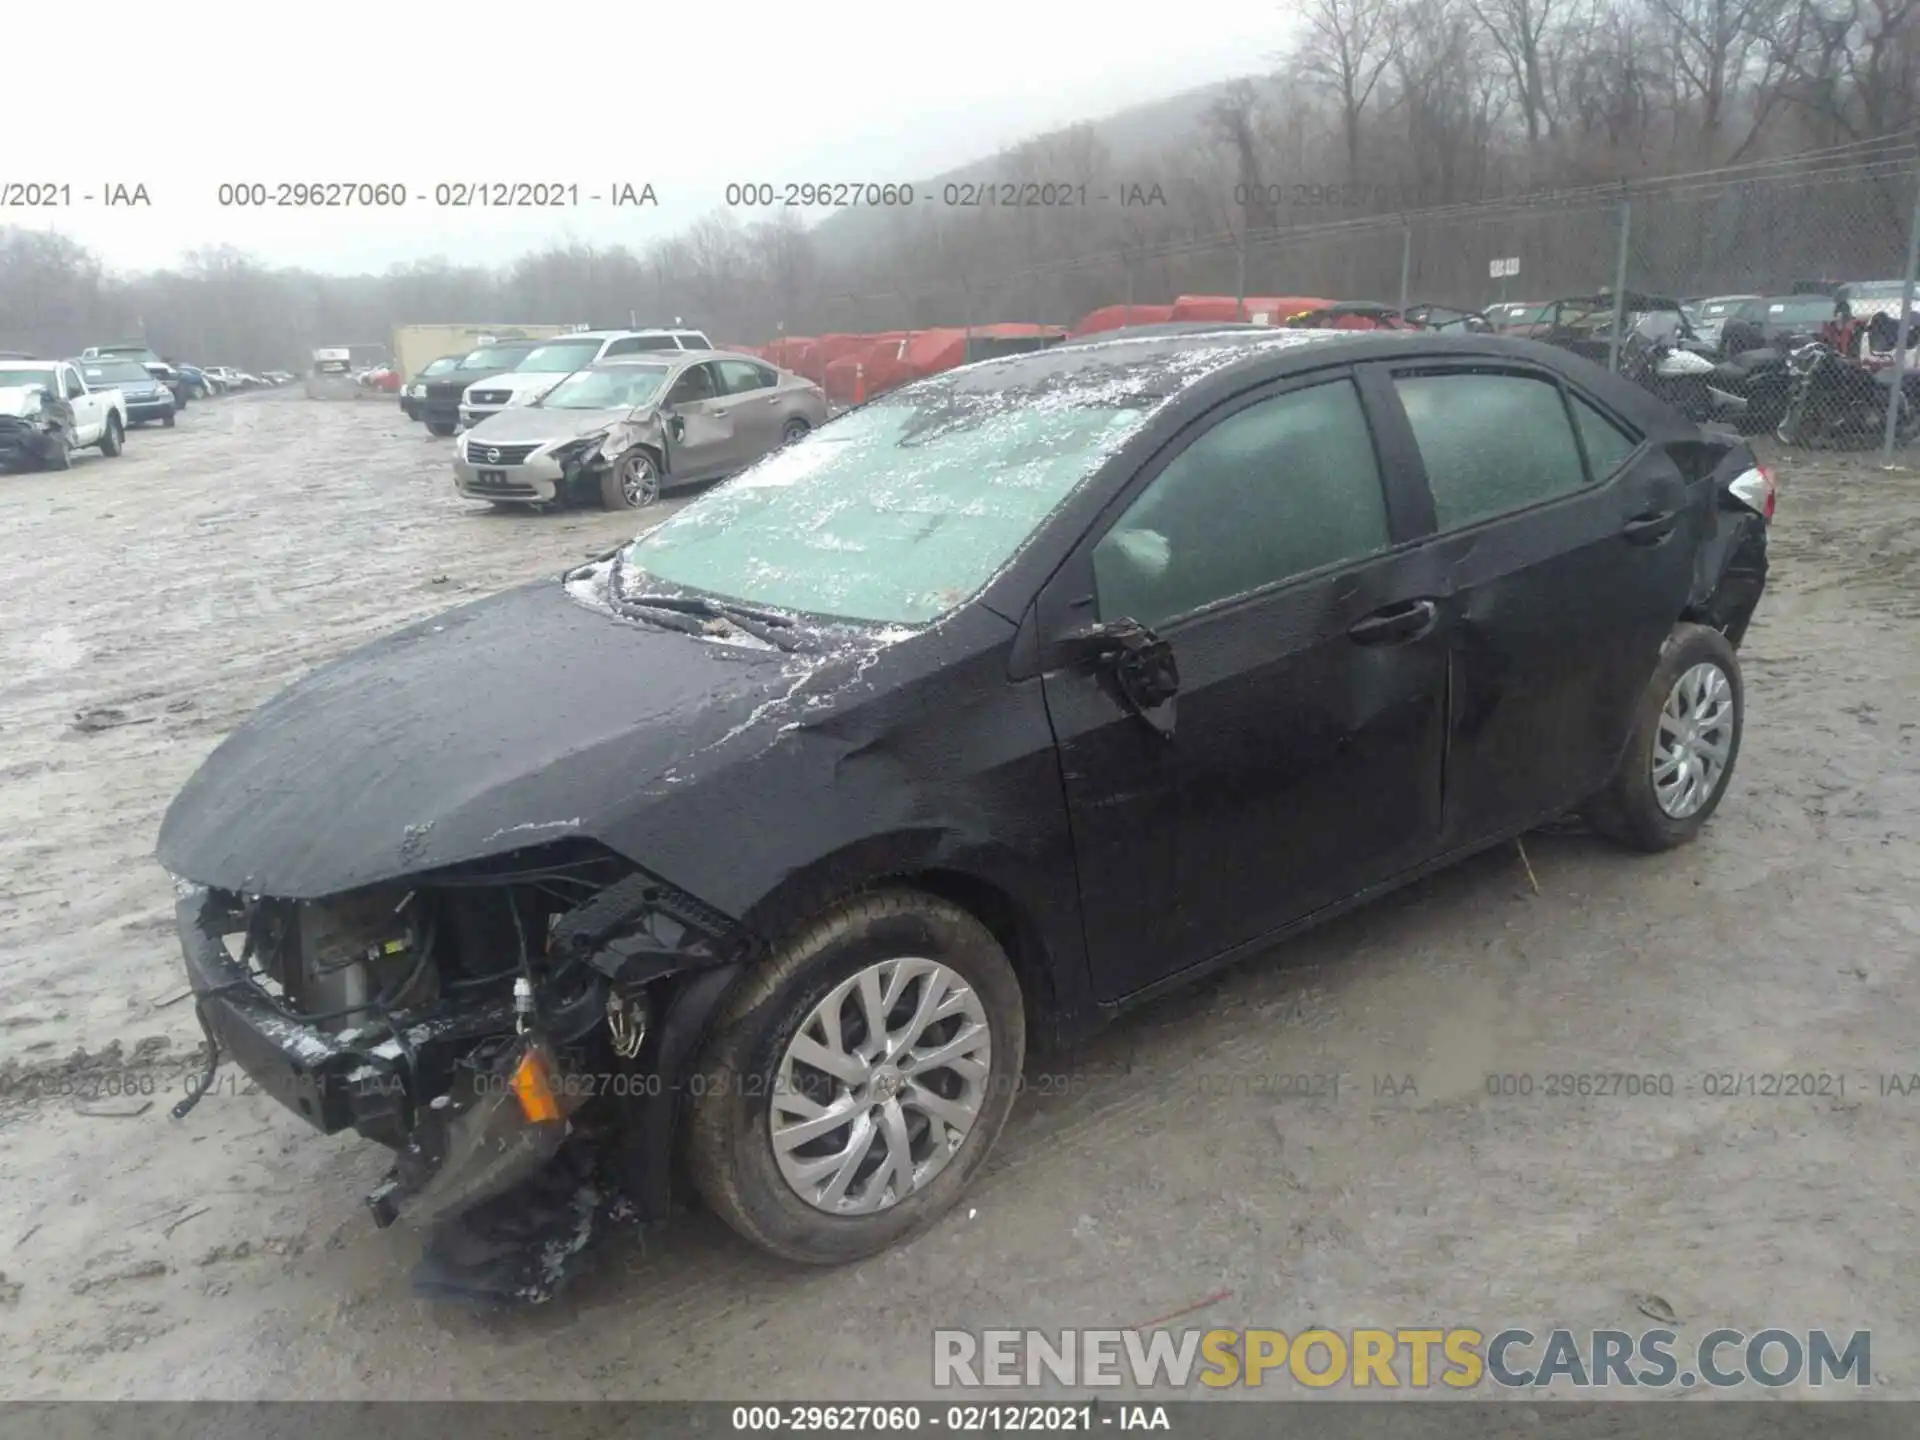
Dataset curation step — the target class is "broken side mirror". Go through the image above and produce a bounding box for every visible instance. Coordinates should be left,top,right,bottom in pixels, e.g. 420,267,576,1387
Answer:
1061,617,1179,737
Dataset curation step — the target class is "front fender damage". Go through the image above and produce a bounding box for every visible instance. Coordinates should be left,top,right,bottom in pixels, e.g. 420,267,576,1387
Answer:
172,853,754,1305
405,869,751,1305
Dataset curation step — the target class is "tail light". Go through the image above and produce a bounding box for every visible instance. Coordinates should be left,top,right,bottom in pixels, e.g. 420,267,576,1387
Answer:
1727,464,1776,521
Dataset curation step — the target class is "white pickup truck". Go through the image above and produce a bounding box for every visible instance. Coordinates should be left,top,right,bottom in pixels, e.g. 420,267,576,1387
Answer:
0,358,128,470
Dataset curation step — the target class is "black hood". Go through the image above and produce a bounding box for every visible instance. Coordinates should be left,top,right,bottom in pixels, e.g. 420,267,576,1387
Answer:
155,576,844,899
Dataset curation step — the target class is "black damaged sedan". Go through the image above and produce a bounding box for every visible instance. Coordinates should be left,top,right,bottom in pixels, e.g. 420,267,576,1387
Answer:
157,328,1772,1301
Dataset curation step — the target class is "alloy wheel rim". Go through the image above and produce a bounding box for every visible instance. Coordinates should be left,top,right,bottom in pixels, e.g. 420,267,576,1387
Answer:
622,455,659,506
771,957,991,1215
1652,661,1734,819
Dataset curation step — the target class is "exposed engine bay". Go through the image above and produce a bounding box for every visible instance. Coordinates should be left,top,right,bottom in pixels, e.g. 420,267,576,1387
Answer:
0,384,73,470
171,842,745,1304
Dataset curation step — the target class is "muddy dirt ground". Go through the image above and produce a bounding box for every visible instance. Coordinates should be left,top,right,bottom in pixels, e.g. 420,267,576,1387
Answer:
1,392,1918,1400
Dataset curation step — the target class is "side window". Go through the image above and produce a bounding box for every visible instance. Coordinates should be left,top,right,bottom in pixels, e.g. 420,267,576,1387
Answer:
1569,393,1639,479
1091,379,1390,628
63,367,84,398
1394,371,1589,529
666,362,718,404
716,359,771,394
602,338,641,358
676,333,711,350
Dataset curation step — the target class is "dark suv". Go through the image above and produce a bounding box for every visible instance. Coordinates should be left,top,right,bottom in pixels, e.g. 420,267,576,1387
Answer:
415,340,543,436
158,328,1772,1303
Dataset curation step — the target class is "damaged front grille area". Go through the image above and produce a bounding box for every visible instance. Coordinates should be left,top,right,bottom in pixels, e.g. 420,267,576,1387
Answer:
174,841,745,1162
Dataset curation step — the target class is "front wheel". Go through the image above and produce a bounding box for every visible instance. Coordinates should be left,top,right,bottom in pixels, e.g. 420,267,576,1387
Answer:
161,409,177,429
1586,623,1743,852
687,890,1026,1265
42,434,71,471
99,415,124,456
426,420,457,437
599,446,661,510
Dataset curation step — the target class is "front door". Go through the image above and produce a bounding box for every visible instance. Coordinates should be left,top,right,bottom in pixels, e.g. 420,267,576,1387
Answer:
1037,372,1450,1002
61,366,101,444
662,361,739,480
1379,362,1701,847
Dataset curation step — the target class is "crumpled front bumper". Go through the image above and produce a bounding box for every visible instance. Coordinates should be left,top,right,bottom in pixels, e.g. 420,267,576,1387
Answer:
172,886,506,1139
0,417,60,467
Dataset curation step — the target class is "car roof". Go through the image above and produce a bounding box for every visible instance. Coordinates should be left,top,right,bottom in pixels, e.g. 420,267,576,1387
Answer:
539,329,706,343
906,328,1669,418
598,349,758,367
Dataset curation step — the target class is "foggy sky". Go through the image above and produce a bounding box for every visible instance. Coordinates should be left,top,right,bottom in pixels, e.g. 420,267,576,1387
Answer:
12,1,1282,273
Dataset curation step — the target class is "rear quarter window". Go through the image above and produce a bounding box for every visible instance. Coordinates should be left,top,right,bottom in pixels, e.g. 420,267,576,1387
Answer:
1395,371,1591,529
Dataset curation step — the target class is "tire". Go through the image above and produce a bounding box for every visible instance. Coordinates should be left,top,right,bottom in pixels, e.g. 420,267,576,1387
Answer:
779,416,811,447
161,409,177,428
687,889,1026,1265
42,434,71,471
99,415,123,456
1586,623,1743,853
599,446,661,510
426,420,457,437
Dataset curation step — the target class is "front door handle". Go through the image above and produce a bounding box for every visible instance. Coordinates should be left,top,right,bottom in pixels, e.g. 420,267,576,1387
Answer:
1348,598,1438,646
1623,509,1678,544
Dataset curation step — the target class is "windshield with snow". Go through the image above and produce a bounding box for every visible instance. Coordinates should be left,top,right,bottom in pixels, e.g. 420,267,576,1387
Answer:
622,393,1149,624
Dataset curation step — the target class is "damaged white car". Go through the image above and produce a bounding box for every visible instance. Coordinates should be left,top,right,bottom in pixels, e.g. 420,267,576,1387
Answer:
0,360,128,471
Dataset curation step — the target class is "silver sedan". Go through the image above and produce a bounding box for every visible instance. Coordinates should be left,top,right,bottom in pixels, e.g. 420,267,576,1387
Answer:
452,351,829,510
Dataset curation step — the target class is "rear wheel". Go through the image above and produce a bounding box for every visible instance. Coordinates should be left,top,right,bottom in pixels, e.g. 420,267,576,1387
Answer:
779,416,812,447
1587,623,1743,852
687,890,1025,1265
99,415,123,456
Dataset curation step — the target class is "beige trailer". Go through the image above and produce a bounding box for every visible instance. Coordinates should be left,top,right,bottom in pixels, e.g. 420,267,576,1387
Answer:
390,324,575,384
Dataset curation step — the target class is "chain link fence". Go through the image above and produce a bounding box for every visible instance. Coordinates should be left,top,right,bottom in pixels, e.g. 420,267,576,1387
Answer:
796,136,1920,457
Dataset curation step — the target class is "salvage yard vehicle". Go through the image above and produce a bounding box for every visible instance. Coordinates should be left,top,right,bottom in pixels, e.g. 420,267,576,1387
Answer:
454,352,829,510
1689,295,1762,353
0,359,127,469
417,339,543,436
1485,301,1553,336
78,357,176,427
401,354,466,421
156,328,1772,1304
458,329,715,429
82,343,189,410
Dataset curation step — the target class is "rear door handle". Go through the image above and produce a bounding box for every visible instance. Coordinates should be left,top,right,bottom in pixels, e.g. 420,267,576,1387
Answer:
1623,509,1678,544
1348,598,1438,646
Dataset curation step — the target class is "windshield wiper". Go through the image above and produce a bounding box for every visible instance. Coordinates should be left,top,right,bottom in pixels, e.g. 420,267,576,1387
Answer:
606,553,805,651
621,592,805,652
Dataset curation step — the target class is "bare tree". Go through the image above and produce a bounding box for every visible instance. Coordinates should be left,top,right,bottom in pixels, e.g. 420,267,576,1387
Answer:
1294,0,1403,182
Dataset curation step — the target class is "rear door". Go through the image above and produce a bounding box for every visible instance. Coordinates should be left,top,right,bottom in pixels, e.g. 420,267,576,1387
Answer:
1372,360,1699,847
1036,369,1450,1001
660,361,738,479
713,358,784,461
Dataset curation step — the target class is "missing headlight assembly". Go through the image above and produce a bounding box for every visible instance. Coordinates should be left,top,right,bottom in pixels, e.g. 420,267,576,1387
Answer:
169,841,746,1303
